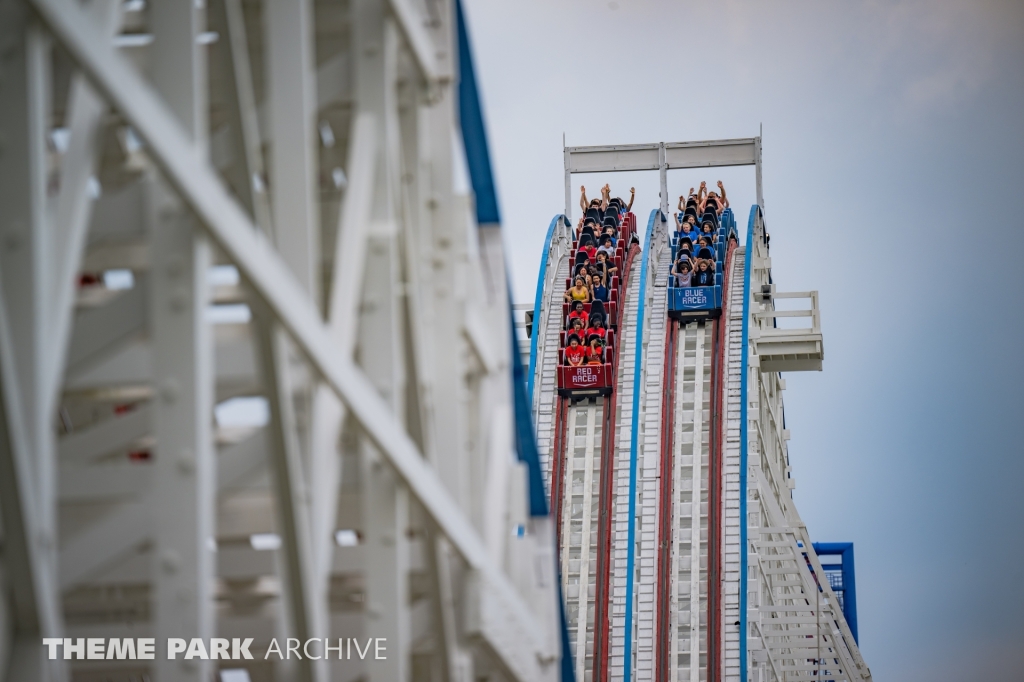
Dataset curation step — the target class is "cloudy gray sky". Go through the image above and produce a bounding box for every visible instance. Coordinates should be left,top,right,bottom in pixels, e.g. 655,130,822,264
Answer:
461,1,1024,679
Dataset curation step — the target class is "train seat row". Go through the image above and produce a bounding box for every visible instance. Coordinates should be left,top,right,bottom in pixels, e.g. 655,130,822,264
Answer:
557,200,636,396
667,207,736,319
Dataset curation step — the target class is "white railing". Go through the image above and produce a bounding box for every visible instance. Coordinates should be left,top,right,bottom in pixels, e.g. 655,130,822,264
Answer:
512,303,533,374
754,290,821,336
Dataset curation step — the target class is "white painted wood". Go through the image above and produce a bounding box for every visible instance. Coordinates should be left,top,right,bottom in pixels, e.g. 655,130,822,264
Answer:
609,252,642,681
25,3,551,646
560,404,601,681
535,252,570,481
669,321,711,682
145,1,216,676
722,247,746,682
741,210,871,682
633,216,671,681
2,0,566,677
46,0,122,411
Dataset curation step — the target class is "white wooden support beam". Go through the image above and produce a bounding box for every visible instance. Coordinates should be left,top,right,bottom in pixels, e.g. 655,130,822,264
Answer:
147,180,216,681
423,531,467,682
28,4,554,677
58,462,151,502
0,282,66,682
64,278,147,376
342,9,416,677
1,3,55,568
0,6,66,678
755,133,764,208
251,313,328,682
564,137,761,187
209,52,352,173
57,403,151,464
659,141,669,218
265,0,320,303
357,226,410,682
417,67,467,511
563,143,573,222
386,0,447,83
46,0,122,414
260,4,329,678
385,23,466,675
207,0,272,233
59,429,267,589
308,112,376,591
361,448,412,679
406,35,488,673
566,142,661,173
62,332,258,396
206,3,328,674
145,1,215,677
662,138,759,169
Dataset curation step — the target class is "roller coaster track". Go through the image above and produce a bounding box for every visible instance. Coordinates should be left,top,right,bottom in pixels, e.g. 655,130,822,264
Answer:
0,0,876,673
532,201,872,682
530,208,641,682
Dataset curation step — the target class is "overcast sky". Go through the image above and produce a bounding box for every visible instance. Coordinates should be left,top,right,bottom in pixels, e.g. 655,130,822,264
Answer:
461,1,1024,679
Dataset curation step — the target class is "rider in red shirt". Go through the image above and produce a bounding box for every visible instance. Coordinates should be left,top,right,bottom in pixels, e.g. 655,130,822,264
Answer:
566,300,589,330
564,335,586,366
585,316,607,344
580,241,597,262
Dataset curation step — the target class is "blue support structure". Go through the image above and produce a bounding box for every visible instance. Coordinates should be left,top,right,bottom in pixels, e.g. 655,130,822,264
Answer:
812,542,860,644
454,0,499,226
455,4,575,679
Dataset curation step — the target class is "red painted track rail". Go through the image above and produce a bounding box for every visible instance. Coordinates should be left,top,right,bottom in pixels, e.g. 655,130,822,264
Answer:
550,232,639,682
652,235,738,682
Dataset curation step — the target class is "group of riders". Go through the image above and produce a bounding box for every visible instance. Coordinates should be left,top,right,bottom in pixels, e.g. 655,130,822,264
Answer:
561,184,633,367
561,181,730,367
671,180,729,287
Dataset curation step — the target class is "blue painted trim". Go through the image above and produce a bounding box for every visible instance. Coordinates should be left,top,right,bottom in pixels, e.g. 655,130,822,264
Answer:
510,274,574,680
455,0,541,517
739,204,758,680
527,215,566,403
454,4,571,677
812,542,859,644
623,209,659,682
843,544,858,644
454,0,500,225
508,284,548,519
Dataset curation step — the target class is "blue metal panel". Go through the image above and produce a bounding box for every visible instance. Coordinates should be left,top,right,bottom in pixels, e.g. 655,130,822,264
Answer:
674,286,714,310
455,4,573,675
739,204,757,679
667,285,721,313
508,296,548,518
454,0,500,226
812,542,859,644
623,209,659,682
454,0,543,517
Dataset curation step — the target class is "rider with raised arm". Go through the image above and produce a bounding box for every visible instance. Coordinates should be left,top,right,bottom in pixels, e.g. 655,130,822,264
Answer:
678,187,700,214
704,181,729,216
672,256,693,287
715,180,729,211
580,185,608,214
